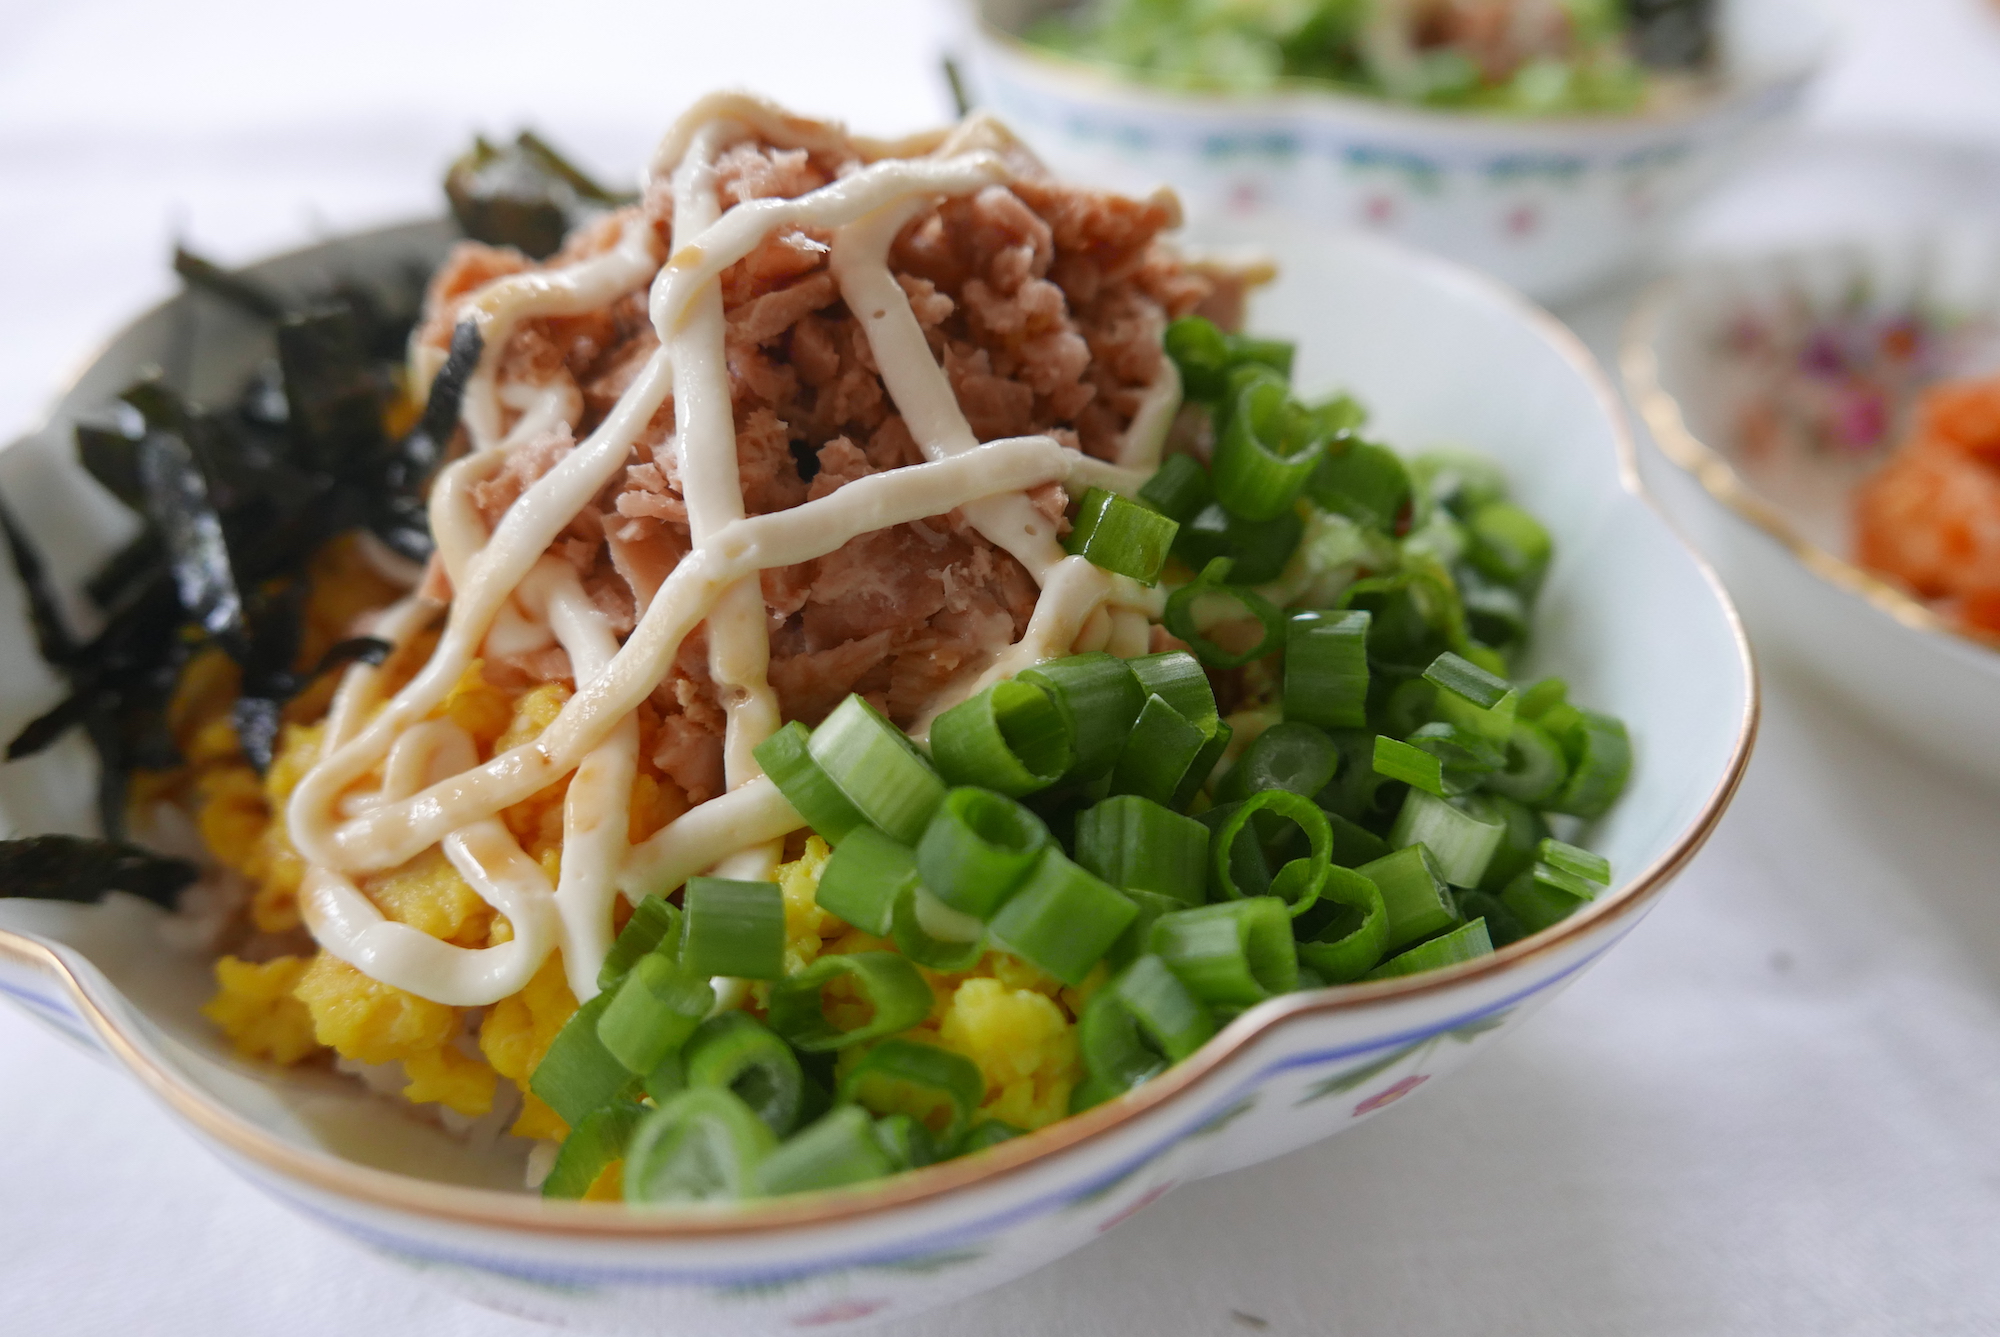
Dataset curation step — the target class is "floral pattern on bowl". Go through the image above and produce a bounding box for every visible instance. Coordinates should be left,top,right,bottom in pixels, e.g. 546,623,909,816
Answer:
953,0,1833,302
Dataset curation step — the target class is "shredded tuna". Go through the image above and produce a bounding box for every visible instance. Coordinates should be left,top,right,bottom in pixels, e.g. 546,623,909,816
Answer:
419,122,1227,787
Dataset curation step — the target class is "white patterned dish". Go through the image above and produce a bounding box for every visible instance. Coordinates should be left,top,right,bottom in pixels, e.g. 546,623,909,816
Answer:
0,220,1753,1333
1624,230,2000,788
952,0,1832,303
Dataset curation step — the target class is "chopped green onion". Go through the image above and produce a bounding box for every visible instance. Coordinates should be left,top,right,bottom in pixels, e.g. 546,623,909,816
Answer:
1466,500,1552,590
1108,693,1210,808
953,1119,1026,1155
1173,500,1306,585
1217,721,1340,804
597,953,715,1077
642,1051,685,1104
1293,865,1388,983
1389,789,1504,888
891,885,986,971
1114,952,1217,1062
598,894,680,993
753,720,868,845
767,952,934,1052
540,1098,645,1200
754,1105,895,1196
813,825,916,937
682,1011,805,1138
1517,676,1569,721
872,1113,940,1172
1325,808,1391,868
1547,710,1632,819
1172,718,1233,810
529,992,640,1127
1164,316,1295,403
1064,486,1179,584
1073,793,1211,906
1373,734,1452,797
1338,567,1459,678
1148,897,1299,1006
985,847,1138,987
808,694,946,845
1486,717,1568,804
1163,315,1234,402
838,1037,986,1144
1316,729,1397,825
1408,720,1505,774
1164,557,1284,669
1307,439,1411,532
1106,887,1192,970
1078,984,1167,1097
1211,377,1324,521
1356,844,1460,951
1211,788,1332,915
1500,864,1590,932
1459,567,1530,651
1472,793,1550,892
1452,888,1527,946
1128,650,1219,731
624,1087,775,1204
1538,838,1611,890
1019,653,1146,782
680,877,785,981
1284,609,1371,730
1137,452,1213,522
1365,917,1494,979
916,787,1050,919
1424,651,1509,710
929,678,1074,797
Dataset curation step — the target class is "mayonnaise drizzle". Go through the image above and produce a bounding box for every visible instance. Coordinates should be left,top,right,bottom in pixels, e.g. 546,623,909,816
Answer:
288,97,1180,1005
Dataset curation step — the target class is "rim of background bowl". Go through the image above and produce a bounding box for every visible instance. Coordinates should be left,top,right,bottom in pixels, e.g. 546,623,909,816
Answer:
0,218,1758,1240
1621,276,2000,658
962,0,1833,139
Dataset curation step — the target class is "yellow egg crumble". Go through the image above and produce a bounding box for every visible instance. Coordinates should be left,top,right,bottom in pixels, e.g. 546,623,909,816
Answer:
187,541,1087,1162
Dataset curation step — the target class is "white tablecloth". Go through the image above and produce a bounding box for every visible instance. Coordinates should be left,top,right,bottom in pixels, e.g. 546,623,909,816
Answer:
6,2,2000,1333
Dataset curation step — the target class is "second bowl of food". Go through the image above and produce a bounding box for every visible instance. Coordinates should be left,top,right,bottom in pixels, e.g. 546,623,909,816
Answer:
955,0,1833,302
0,97,1751,1332
1625,230,2000,786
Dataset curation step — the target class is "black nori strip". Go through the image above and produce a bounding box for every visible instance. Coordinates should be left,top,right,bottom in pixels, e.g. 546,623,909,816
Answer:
0,494,76,666
173,246,286,320
0,834,197,908
85,533,166,613
136,427,243,643
278,303,386,475
74,423,146,510
370,320,481,562
445,132,626,259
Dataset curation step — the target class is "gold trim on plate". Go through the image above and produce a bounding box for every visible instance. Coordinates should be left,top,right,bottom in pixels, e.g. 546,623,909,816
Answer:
1621,280,2000,656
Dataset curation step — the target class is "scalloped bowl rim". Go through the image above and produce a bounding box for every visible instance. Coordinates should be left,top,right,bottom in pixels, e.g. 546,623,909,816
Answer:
0,216,1758,1241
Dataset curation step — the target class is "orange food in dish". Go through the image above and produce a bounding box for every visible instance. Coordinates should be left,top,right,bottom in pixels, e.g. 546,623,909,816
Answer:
1853,375,2000,636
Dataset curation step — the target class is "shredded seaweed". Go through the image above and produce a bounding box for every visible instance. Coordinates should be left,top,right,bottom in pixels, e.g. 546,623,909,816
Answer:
0,130,599,894
0,834,197,908
445,131,627,258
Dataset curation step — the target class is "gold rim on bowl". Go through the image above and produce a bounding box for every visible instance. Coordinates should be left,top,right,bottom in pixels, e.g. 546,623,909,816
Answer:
1620,278,2000,656
0,223,1759,1241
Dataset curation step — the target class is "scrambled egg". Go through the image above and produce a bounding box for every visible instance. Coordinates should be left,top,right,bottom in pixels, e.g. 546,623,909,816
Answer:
197,661,1086,1150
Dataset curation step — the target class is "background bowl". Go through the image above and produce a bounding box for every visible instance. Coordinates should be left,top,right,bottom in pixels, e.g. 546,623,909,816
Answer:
954,0,1833,303
0,221,1752,1333
1624,230,2000,788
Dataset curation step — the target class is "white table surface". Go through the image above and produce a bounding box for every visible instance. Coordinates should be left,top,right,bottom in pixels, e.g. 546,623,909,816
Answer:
7,2,2000,1333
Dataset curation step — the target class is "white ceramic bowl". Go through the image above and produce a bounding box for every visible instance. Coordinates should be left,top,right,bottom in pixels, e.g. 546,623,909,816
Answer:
953,0,1832,303
0,220,1753,1333
1624,232,2000,788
